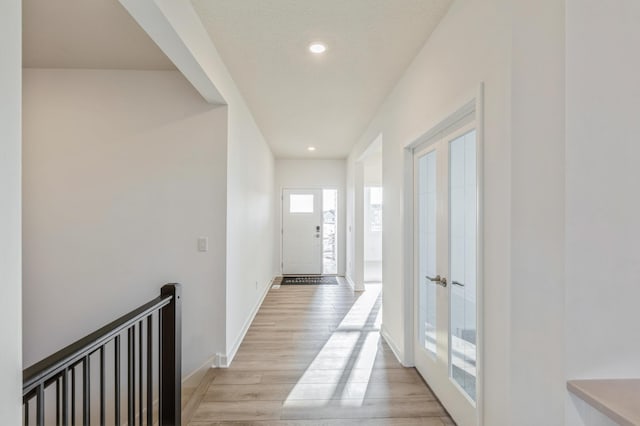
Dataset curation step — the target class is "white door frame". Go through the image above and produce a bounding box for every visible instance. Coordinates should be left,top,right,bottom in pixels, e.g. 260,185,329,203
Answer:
402,84,485,425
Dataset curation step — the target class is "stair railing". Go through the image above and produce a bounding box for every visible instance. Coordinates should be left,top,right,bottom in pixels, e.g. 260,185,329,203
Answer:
22,283,182,426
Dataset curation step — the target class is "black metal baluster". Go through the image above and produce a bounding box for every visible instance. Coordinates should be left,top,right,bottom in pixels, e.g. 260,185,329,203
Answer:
139,321,143,425
36,384,44,426
100,346,105,426
24,399,29,426
146,315,153,426
62,369,68,426
115,335,121,426
83,357,90,425
128,327,135,426
157,309,163,423
56,376,61,426
71,367,76,426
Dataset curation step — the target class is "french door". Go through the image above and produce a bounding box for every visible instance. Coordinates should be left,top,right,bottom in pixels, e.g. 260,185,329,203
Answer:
414,125,479,426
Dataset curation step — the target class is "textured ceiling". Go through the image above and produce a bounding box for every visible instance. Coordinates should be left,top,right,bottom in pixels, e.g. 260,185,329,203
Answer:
192,0,452,158
23,0,175,70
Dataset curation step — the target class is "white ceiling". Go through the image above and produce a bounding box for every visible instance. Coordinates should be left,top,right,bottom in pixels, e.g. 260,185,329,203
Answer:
191,0,452,159
23,0,451,159
23,0,175,70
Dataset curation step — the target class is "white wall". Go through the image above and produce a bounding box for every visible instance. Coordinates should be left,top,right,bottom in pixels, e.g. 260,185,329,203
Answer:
565,1,640,424
225,97,276,359
347,1,512,422
274,159,347,276
363,152,382,186
23,69,228,376
26,0,278,369
0,0,22,422
509,1,566,424
347,0,568,423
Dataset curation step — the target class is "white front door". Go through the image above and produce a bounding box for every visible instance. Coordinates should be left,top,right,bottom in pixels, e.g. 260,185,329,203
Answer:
413,126,479,426
282,188,323,274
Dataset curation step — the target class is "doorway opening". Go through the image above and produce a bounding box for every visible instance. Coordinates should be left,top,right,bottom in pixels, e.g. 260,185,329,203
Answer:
364,186,382,282
350,133,383,291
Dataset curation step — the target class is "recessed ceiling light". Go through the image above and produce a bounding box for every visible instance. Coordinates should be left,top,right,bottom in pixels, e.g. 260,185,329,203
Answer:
307,146,316,152
309,43,327,54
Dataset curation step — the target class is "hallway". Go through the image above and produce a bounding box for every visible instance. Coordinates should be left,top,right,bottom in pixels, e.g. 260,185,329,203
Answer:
187,281,454,425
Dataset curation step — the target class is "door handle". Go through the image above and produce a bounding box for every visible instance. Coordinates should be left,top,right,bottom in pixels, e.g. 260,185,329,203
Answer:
452,280,465,287
426,275,447,287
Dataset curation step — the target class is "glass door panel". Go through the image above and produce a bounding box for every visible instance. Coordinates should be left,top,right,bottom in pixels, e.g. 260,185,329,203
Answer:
417,151,437,354
449,130,477,401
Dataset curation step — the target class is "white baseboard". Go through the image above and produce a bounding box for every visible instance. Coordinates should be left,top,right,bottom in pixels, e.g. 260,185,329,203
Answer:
346,274,365,292
183,354,216,389
216,277,274,368
213,352,228,368
345,275,356,290
381,324,410,367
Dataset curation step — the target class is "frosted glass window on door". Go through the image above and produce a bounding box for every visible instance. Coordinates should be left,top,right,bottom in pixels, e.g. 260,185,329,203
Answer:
290,194,314,213
449,130,477,401
418,151,437,354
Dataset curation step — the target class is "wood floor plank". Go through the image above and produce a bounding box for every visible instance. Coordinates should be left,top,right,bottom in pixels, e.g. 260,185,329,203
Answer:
187,281,454,425
190,418,450,425
280,397,446,420
258,367,425,385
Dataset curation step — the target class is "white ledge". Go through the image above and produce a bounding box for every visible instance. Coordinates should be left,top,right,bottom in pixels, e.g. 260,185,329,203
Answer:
567,379,640,426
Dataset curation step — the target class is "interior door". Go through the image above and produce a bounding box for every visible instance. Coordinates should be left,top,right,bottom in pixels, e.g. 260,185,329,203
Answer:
414,126,478,426
282,188,323,274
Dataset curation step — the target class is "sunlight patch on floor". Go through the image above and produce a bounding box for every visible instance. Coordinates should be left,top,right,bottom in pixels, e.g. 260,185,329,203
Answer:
283,284,382,408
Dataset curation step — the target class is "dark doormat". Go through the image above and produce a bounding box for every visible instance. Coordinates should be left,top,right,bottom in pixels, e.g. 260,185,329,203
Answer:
281,276,339,285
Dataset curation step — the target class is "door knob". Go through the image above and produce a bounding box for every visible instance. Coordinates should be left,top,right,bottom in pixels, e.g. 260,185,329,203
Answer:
426,275,447,287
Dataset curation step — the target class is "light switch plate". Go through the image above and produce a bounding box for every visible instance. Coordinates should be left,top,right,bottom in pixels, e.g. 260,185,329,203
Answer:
197,237,208,252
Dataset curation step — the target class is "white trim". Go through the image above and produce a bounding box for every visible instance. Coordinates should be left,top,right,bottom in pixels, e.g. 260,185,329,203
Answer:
213,352,228,368
217,277,274,368
402,146,415,366
344,274,363,292
183,354,216,388
474,83,485,426
353,163,365,290
143,353,216,423
408,100,476,152
119,0,225,104
381,324,410,367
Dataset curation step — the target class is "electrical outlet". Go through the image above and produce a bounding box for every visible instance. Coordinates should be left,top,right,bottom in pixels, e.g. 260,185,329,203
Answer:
197,237,208,252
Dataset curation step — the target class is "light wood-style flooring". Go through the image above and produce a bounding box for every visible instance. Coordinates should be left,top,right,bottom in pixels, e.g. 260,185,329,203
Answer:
187,279,454,425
